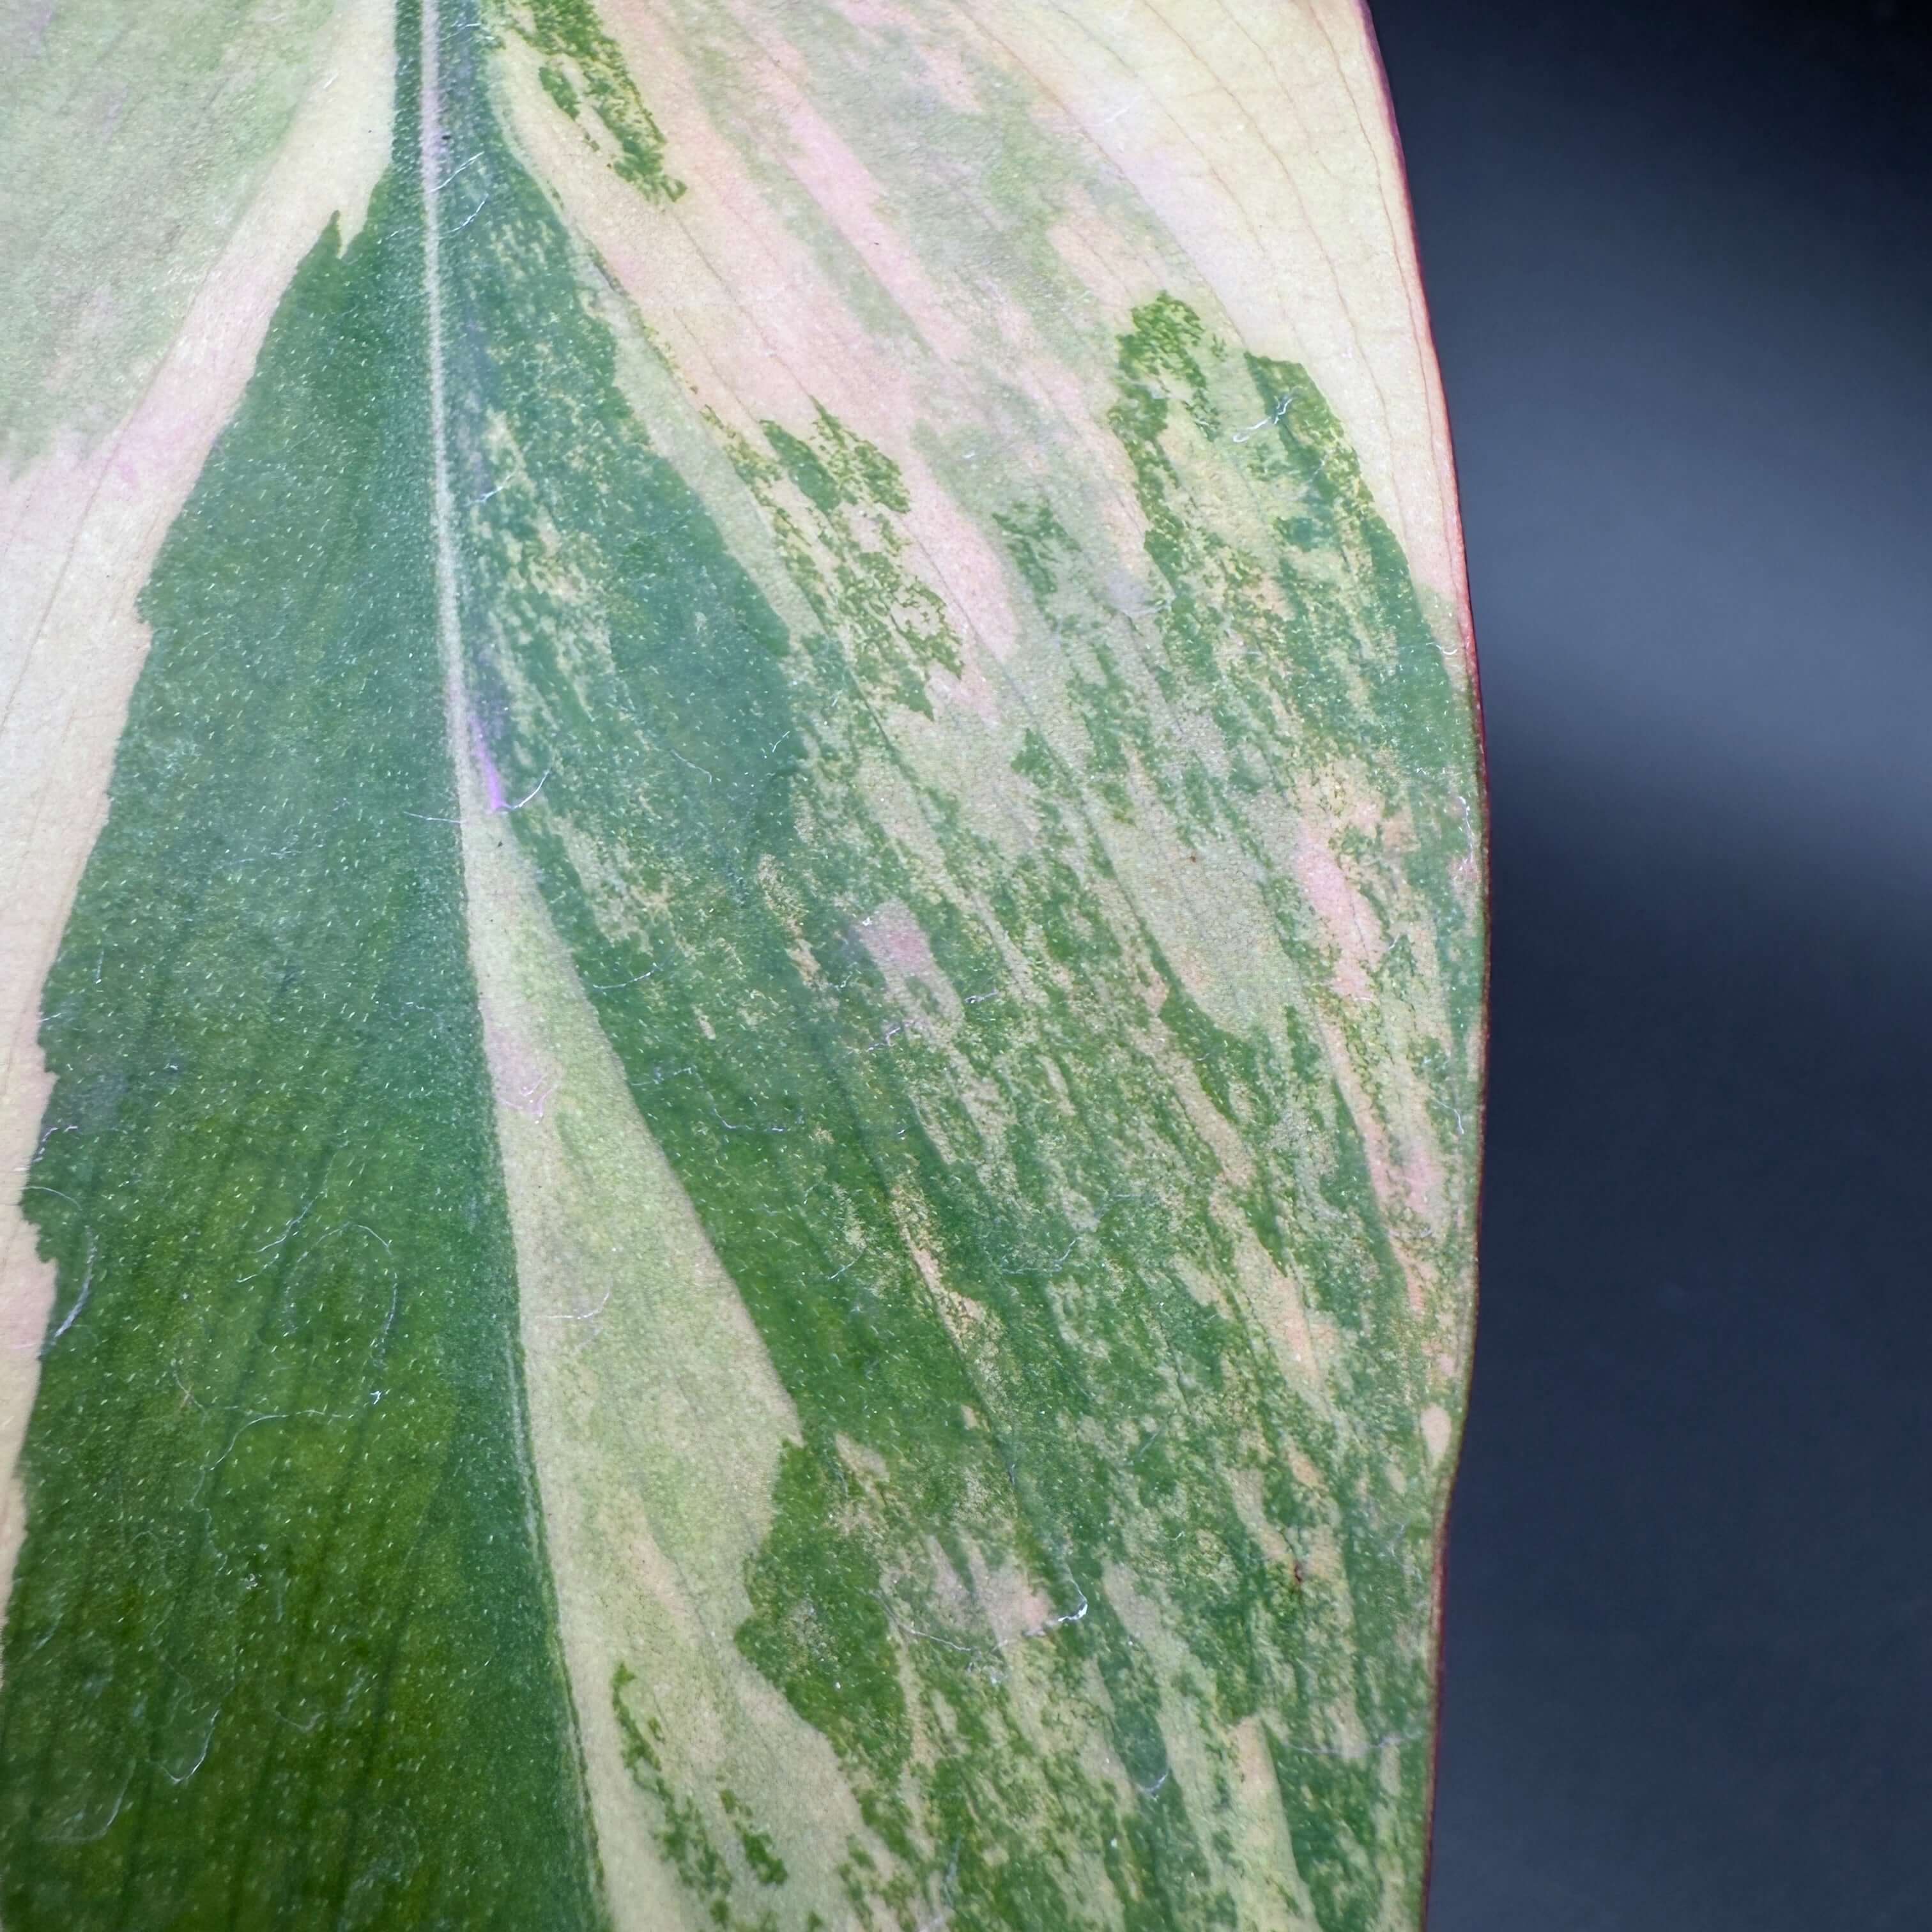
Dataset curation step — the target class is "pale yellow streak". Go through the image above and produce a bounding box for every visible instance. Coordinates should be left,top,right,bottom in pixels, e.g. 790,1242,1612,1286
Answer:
0,0,395,1648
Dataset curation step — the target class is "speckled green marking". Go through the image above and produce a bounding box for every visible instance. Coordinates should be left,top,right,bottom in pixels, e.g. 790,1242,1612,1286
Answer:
507,0,686,201
429,15,1480,1921
610,1664,803,1931
0,10,603,1927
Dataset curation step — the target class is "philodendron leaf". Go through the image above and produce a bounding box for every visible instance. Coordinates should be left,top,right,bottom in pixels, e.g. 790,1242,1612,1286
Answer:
0,0,1483,1926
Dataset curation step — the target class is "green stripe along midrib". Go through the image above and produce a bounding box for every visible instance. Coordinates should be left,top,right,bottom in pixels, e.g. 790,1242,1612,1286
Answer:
0,4,607,1924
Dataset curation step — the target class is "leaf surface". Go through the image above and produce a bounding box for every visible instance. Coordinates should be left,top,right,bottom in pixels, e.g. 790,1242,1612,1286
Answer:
0,2,1483,1926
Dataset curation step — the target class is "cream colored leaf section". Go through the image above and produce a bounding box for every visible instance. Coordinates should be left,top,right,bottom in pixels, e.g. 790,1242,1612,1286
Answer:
977,0,1466,605
517,0,1464,618
455,791,875,1929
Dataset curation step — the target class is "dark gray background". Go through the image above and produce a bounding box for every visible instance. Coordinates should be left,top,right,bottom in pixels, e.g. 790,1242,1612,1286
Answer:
1366,1,1931,1924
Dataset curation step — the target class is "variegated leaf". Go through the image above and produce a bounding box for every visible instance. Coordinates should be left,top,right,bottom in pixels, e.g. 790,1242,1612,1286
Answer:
0,1,1483,1925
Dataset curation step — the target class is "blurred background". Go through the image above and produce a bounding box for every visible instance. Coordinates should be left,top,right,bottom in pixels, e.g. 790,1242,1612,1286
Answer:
1367,1,1932,1924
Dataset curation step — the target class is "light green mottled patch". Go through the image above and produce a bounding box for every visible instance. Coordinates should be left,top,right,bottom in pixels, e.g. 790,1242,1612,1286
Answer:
504,0,686,201
712,406,964,716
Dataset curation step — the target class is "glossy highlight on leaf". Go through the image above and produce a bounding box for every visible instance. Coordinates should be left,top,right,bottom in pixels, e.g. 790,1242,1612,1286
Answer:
0,1,1484,1926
